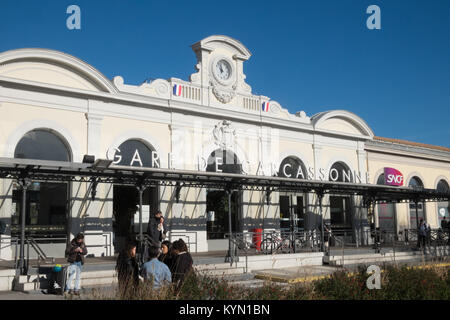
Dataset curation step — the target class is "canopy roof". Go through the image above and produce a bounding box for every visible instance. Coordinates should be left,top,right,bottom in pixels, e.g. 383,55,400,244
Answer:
0,157,448,203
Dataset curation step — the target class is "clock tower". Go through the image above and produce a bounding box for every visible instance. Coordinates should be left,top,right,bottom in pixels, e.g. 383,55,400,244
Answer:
190,35,252,104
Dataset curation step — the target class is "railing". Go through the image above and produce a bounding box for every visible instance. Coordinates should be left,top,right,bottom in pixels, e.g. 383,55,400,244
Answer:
225,230,324,268
13,236,65,275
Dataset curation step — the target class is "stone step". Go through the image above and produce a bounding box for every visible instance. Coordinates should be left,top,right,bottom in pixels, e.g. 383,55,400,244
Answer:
197,267,246,276
228,279,266,288
80,270,115,279
14,281,39,291
326,254,425,266
194,262,243,271
77,276,117,287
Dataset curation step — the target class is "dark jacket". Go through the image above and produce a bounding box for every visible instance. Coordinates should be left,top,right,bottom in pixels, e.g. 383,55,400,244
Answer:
65,239,88,265
171,252,193,285
116,253,140,289
158,253,174,270
146,217,167,245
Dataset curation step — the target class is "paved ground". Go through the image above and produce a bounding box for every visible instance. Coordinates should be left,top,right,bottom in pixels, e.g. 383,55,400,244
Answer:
0,290,64,300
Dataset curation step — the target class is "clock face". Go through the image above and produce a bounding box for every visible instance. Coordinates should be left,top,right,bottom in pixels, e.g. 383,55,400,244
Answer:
214,59,232,81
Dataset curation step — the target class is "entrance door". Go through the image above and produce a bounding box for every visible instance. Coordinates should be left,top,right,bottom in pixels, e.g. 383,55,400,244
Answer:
12,181,68,238
378,203,396,232
329,196,352,231
112,185,158,253
206,190,241,239
279,195,305,233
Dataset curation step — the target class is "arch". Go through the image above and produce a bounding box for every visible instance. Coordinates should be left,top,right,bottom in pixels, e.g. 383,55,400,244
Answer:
328,161,353,182
278,155,308,179
277,150,311,173
201,142,247,172
435,176,450,191
206,148,241,174
407,174,426,229
0,48,117,93
14,129,71,162
111,139,157,168
107,130,168,168
4,119,81,162
405,172,426,188
311,110,374,139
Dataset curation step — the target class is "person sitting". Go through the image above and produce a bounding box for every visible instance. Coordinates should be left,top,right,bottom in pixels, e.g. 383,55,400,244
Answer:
140,245,172,290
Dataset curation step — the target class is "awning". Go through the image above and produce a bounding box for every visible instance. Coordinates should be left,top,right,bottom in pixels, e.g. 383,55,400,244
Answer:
0,157,449,203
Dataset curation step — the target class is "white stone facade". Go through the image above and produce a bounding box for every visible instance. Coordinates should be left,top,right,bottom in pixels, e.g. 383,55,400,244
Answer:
0,35,448,259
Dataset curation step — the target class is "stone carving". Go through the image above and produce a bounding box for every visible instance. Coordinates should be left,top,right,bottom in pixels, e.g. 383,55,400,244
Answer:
213,120,236,149
211,83,236,104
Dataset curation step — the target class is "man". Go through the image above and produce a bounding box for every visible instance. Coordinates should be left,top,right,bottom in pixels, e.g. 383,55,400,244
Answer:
418,219,427,249
140,245,171,290
146,210,167,247
65,233,87,295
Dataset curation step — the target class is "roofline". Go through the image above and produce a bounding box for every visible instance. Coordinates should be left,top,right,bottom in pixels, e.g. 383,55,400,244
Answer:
373,136,450,153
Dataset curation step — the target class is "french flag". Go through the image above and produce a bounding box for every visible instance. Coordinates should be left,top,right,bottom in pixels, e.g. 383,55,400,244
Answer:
173,84,182,96
262,101,270,112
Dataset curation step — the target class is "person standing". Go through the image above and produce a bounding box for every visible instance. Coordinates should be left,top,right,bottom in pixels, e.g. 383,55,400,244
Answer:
64,233,87,296
170,239,193,289
146,210,167,247
141,245,172,290
115,240,140,297
418,219,427,249
158,240,173,270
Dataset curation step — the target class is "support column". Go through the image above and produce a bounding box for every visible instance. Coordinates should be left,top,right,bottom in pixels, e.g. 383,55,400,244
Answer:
18,178,31,275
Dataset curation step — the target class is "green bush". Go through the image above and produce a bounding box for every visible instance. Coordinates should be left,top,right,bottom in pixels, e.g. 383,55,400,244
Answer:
85,264,450,300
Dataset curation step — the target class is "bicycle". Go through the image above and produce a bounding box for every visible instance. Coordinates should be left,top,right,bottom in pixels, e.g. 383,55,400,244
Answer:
260,231,295,254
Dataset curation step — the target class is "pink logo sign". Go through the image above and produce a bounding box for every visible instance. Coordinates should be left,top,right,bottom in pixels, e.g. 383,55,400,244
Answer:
384,167,404,186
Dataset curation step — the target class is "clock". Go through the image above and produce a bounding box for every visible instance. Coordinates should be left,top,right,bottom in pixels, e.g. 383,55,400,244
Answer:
214,59,232,81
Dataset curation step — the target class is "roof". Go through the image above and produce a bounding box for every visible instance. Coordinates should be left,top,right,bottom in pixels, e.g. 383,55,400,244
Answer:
0,157,448,203
374,136,450,153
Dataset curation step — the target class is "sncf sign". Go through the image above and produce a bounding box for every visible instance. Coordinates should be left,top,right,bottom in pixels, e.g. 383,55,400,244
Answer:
384,167,404,186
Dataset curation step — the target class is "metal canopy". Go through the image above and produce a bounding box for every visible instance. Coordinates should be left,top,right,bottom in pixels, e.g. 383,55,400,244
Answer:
0,157,449,203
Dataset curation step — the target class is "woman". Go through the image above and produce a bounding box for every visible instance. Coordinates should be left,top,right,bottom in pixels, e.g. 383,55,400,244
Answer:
170,239,193,288
158,240,173,269
115,240,140,297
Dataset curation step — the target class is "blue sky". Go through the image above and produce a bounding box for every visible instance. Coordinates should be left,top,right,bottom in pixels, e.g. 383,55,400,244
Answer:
1,0,449,147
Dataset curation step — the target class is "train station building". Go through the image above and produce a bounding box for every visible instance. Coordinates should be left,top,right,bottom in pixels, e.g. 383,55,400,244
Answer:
0,35,449,260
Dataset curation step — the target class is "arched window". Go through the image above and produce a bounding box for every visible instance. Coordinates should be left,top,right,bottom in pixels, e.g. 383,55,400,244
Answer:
278,156,307,179
409,176,424,188
12,129,71,238
436,179,450,226
113,139,157,168
206,149,241,174
376,173,396,231
437,179,449,193
408,176,426,228
14,129,71,161
329,162,353,182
